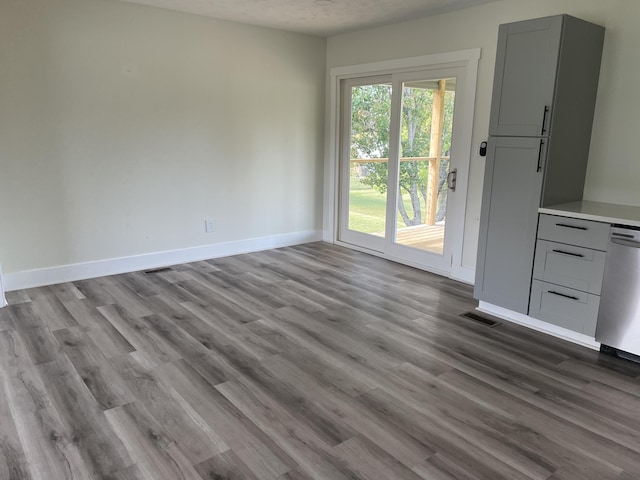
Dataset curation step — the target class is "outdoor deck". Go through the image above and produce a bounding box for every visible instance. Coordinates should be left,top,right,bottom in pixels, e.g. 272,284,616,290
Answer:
374,224,445,254
396,224,445,253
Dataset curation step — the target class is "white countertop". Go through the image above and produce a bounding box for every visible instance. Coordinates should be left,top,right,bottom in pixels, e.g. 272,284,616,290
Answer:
539,200,640,228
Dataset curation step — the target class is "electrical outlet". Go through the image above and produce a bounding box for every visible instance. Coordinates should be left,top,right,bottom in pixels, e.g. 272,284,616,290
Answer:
205,219,216,233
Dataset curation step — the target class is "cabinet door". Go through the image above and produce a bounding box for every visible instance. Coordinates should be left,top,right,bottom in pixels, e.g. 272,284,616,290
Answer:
489,16,563,137
475,137,546,313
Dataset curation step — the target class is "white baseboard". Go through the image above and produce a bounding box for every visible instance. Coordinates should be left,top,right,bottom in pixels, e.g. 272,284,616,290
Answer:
4,230,323,292
450,265,475,285
477,301,600,351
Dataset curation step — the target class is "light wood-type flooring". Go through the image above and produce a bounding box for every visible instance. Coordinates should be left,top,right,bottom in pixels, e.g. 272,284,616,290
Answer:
374,225,445,254
395,224,445,254
1,242,640,480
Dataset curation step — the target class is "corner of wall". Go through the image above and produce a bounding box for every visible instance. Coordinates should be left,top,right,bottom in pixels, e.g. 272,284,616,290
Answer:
0,262,7,307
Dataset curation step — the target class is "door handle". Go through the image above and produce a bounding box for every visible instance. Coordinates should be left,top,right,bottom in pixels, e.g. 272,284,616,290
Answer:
447,168,457,192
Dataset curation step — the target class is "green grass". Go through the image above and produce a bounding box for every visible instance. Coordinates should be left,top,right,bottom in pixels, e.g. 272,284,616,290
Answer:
348,179,423,234
348,187,387,234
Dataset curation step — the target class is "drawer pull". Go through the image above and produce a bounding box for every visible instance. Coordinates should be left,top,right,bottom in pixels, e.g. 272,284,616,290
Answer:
555,223,588,231
548,290,579,301
552,249,584,258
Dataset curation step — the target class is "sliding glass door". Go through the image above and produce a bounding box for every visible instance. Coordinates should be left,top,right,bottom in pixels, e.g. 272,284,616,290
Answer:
338,76,393,252
391,75,456,257
338,66,467,275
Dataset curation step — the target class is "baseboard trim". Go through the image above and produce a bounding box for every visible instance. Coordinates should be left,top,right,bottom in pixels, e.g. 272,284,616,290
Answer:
477,301,601,350
450,266,475,285
4,230,323,292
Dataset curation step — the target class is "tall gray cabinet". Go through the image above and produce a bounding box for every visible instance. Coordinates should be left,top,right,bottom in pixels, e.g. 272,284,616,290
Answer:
475,15,605,314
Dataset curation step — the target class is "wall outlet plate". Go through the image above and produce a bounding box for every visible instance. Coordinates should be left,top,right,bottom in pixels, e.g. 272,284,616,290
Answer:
205,219,216,233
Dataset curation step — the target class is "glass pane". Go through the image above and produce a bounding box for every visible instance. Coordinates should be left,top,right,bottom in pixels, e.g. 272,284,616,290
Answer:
347,83,392,237
394,78,456,255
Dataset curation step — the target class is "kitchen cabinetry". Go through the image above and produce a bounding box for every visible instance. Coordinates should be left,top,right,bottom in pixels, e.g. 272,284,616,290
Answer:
475,15,605,314
489,16,562,137
529,214,608,336
475,137,545,313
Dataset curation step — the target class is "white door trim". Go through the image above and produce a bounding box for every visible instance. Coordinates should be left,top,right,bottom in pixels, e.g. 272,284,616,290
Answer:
325,48,481,282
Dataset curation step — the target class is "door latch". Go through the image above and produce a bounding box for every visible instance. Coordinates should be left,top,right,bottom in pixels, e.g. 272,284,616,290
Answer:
447,168,457,192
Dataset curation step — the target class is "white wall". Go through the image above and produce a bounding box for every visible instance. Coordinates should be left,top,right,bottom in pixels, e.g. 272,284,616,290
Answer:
326,0,640,270
0,263,6,307
0,0,326,277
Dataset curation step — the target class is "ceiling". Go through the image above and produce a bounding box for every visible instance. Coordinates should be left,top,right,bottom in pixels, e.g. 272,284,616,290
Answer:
116,0,498,37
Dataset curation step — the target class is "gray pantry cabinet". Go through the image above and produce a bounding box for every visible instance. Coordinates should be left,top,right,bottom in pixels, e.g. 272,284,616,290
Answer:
475,15,605,314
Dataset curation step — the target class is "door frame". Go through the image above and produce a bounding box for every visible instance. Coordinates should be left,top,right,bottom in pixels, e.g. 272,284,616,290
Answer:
325,49,481,282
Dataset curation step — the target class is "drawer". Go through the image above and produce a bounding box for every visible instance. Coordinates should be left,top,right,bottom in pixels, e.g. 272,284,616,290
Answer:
537,214,609,251
532,240,606,295
529,280,599,336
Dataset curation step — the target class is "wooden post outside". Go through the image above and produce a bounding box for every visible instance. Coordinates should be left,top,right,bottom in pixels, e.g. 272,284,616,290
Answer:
426,80,446,226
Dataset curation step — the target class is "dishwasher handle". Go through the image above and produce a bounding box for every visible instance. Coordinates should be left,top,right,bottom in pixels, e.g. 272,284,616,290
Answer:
611,237,640,248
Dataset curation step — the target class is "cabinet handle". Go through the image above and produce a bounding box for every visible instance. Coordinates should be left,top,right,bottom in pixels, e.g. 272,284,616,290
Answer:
555,223,588,231
548,290,579,301
552,249,584,258
537,140,544,172
541,105,550,135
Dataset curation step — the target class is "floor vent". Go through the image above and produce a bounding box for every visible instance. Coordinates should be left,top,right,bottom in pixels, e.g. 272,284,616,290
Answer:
459,311,500,327
143,267,173,274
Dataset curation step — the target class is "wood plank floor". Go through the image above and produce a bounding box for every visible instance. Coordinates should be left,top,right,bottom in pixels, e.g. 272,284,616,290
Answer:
1,242,640,480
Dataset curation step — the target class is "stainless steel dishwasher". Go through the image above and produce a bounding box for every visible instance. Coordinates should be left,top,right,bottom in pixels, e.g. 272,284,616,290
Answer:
596,225,640,358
